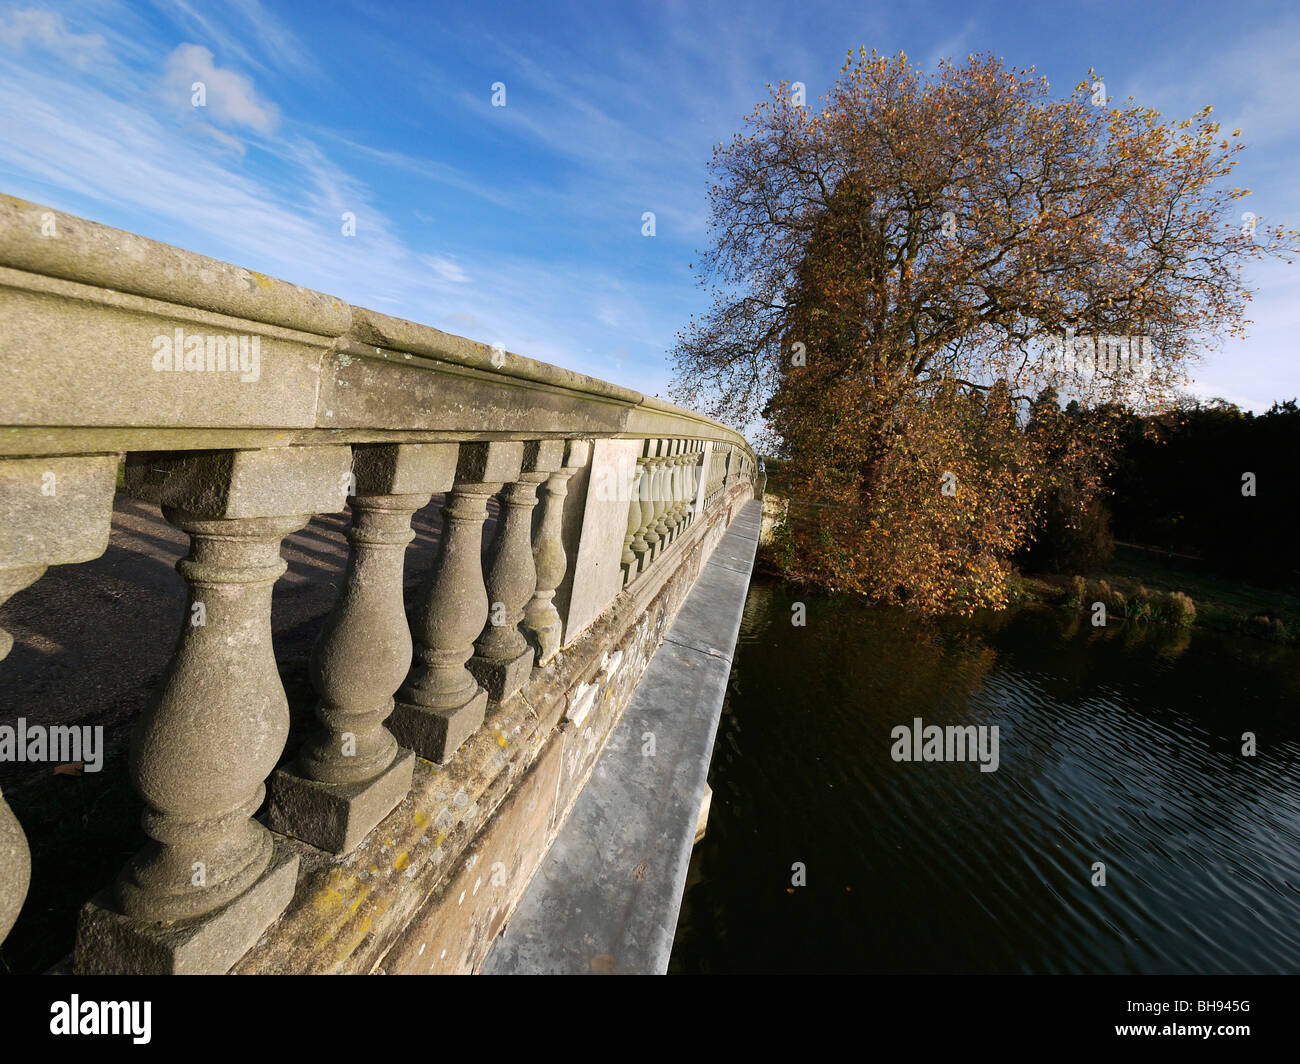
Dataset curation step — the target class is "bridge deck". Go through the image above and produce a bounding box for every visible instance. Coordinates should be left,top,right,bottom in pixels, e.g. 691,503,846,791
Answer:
482,498,762,974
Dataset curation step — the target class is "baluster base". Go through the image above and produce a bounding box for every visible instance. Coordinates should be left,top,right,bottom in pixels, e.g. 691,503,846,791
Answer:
75,842,298,975
388,689,488,764
467,645,534,703
267,747,415,855
523,612,564,666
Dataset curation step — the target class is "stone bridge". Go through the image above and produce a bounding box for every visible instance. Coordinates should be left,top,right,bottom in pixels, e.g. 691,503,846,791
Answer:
0,196,759,974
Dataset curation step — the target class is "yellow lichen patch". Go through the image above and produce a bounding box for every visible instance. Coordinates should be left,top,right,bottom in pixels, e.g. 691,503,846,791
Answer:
497,735,508,748
310,869,357,918
337,914,374,959
413,810,429,828
248,270,275,290
394,852,410,872
334,897,392,963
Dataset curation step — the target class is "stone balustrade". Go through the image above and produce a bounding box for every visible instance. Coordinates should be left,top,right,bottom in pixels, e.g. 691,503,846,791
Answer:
0,196,758,974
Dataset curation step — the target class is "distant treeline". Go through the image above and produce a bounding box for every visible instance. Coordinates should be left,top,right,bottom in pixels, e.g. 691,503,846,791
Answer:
763,397,1300,593
1103,399,1300,590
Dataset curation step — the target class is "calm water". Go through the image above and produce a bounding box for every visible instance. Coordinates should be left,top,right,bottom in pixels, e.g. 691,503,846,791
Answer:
669,577,1300,973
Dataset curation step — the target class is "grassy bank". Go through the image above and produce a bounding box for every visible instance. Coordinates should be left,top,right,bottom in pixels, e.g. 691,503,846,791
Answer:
754,494,1298,644
1010,545,1300,643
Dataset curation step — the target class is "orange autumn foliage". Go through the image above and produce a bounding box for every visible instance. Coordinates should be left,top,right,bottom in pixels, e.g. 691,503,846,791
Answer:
671,50,1297,613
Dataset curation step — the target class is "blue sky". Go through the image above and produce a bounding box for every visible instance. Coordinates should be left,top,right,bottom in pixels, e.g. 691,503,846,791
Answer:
1,0,1297,412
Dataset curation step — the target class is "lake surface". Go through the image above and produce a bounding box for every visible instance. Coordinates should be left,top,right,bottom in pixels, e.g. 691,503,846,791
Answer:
669,577,1300,973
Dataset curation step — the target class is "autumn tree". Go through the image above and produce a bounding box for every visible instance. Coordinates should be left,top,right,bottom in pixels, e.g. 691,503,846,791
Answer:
672,49,1296,611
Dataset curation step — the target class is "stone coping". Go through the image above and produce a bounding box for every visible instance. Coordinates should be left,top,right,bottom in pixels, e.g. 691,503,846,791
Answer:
0,194,750,456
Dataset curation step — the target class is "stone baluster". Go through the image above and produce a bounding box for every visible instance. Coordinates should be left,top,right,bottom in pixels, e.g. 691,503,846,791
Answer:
665,439,686,543
526,439,590,661
269,443,458,855
620,460,645,588
390,442,523,762
690,444,701,516
668,442,684,540
76,446,351,974
670,440,688,538
640,440,663,564
0,454,117,948
629,447,654,578
469,441,563,702
650,440,672,553
683,443,699,528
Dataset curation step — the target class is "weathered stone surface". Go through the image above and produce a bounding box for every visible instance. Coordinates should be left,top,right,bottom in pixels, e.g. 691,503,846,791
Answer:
350,441,458,495
467,646,533,704
564,438,640,642
0,454,118,567
139,446,352,519
394,443,522,761
550,441,596,641
1,275,334,432
525,440,588,663
694,783,712,846
0,198,764,977
76,843,299,975
0,195,351,334
1,201,758,464
72,446,351,974
453,441,524,485
270,443,452,854
380,739,565,974
471,454,546,703
760,493,788,546
232,482,753,975
268,749,416,855
483,498,761,975
389,688,488,766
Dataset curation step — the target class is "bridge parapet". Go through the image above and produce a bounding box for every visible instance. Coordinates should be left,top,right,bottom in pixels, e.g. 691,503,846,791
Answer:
0,196,758,973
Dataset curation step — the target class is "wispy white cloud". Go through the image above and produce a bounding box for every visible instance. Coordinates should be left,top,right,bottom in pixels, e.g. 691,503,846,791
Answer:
160,42,279,132
427,254,471,284
0,7,109,69
148,0,317,81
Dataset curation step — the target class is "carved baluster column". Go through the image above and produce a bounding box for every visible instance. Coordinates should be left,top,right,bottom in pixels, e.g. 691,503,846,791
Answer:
661,440,679,544
683,443,700,529
620,460,645,588
469,441,561,702
390,442,523,762
651,440,672,556
693,443,705,520
75,446,351,974
629,445,653,577
526,440,590,659
640,440,663,564
269,443,458,855
669,440,688,539
1,454,117,948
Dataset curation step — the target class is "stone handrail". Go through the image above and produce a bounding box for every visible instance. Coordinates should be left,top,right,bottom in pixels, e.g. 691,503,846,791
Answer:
0,195,758,972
